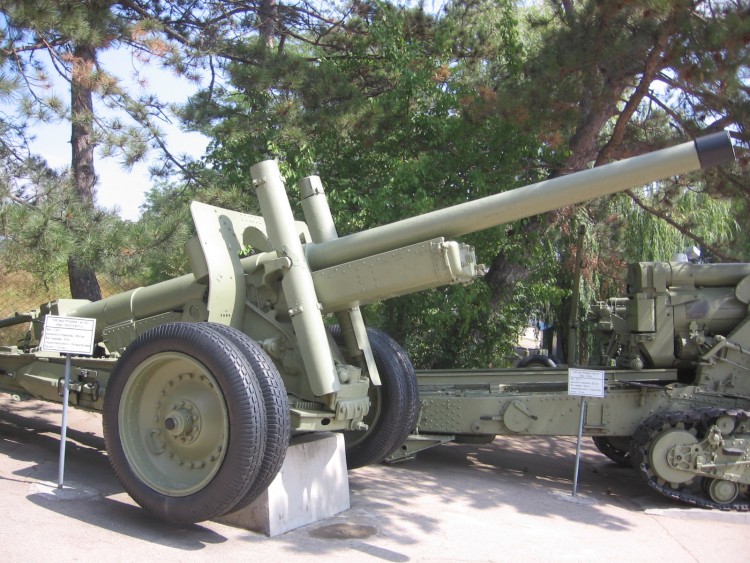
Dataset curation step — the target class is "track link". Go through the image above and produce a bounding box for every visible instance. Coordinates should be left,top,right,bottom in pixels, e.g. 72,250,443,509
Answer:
631,408,750,511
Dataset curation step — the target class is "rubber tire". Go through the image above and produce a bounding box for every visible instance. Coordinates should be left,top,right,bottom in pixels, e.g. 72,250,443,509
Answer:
516,354,557,368
329,326,420,469
592,436,633,467
102,322,266,524
205,323,290,513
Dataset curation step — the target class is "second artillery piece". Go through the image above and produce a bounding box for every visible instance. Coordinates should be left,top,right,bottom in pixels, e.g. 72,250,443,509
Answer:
0,131,740,522
411,258,750,511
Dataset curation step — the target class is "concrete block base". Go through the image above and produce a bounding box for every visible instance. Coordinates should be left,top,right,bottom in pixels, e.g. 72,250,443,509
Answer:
216,432,349,536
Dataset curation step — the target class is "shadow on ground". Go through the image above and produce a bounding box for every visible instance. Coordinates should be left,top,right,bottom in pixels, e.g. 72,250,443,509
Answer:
1,399,230,551
1,397,680,558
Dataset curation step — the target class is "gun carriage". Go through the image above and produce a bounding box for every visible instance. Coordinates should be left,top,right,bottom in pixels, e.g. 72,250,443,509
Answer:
0,132,745,521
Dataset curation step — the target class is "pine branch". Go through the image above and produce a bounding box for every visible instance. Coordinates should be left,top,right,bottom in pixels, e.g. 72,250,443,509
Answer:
644,91,688,128
595,33,670,166
115,0,193,47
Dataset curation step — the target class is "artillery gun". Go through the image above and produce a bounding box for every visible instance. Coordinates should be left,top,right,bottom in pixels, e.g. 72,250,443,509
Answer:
0,131,741,522
585,260,750,507
411,255,750,511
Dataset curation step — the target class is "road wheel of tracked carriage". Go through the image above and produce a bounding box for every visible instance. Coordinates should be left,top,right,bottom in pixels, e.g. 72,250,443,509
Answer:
102,322,266,524
592,436,633,467
329,326,420,469
632,409,750,511
204,323,290,513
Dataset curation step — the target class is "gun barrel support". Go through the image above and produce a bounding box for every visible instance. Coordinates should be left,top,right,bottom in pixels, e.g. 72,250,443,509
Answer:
251,160,340,397
299,175,381,386
305,132,734,271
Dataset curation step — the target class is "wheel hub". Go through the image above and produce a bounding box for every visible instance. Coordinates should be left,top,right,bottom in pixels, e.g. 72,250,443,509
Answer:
708,479,739,504
163,401,201,444
118,354,229,496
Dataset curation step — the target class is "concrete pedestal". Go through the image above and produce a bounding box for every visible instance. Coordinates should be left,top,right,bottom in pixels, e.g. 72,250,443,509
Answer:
217,432,350,536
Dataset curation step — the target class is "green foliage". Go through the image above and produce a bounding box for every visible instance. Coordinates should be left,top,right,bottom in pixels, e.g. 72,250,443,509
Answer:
0,158,136,289
608,186,740,263
1,0,741,369
176,0,561,367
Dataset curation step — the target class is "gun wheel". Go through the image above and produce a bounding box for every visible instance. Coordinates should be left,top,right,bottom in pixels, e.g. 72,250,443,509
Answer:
330,327,419,469
516,354,557,368
592,436,633,467
103,322,266,524
632,409,750,511
204,323,290,514
704,478,740,504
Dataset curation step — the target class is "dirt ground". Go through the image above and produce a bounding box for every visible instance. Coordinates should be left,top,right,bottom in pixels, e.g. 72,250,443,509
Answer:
1,396,747,562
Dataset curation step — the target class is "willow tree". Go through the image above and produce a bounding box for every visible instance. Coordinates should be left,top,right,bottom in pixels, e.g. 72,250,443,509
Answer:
485,0,750,360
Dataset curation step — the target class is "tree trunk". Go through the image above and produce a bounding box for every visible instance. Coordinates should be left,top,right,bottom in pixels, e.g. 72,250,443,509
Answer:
68,43,102,301
68,256,102,301
259,0,278,49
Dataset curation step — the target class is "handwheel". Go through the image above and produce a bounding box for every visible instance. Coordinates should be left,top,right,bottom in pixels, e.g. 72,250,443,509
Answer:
102,322,266,524
329,326,420,469
204,323,290,513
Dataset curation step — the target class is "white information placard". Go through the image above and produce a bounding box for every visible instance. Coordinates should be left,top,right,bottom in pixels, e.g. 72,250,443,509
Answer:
568,368,605,398
40,315,96,356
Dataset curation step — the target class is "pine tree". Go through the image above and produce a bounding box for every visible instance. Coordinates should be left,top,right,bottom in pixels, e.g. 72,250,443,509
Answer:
2,2,145,298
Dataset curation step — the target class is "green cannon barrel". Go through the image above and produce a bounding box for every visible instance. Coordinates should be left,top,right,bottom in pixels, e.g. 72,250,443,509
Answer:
627,261,750,291
305,132,734,271
26,131,732,342
67,273,206,339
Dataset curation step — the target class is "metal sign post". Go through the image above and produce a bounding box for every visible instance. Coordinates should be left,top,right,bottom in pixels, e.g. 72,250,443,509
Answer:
39,315,96,489
568,368,605,497
572,398,587,497
59,353,73,488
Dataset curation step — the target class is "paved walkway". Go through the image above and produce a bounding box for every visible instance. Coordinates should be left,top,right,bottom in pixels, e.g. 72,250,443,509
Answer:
1,397,747,562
